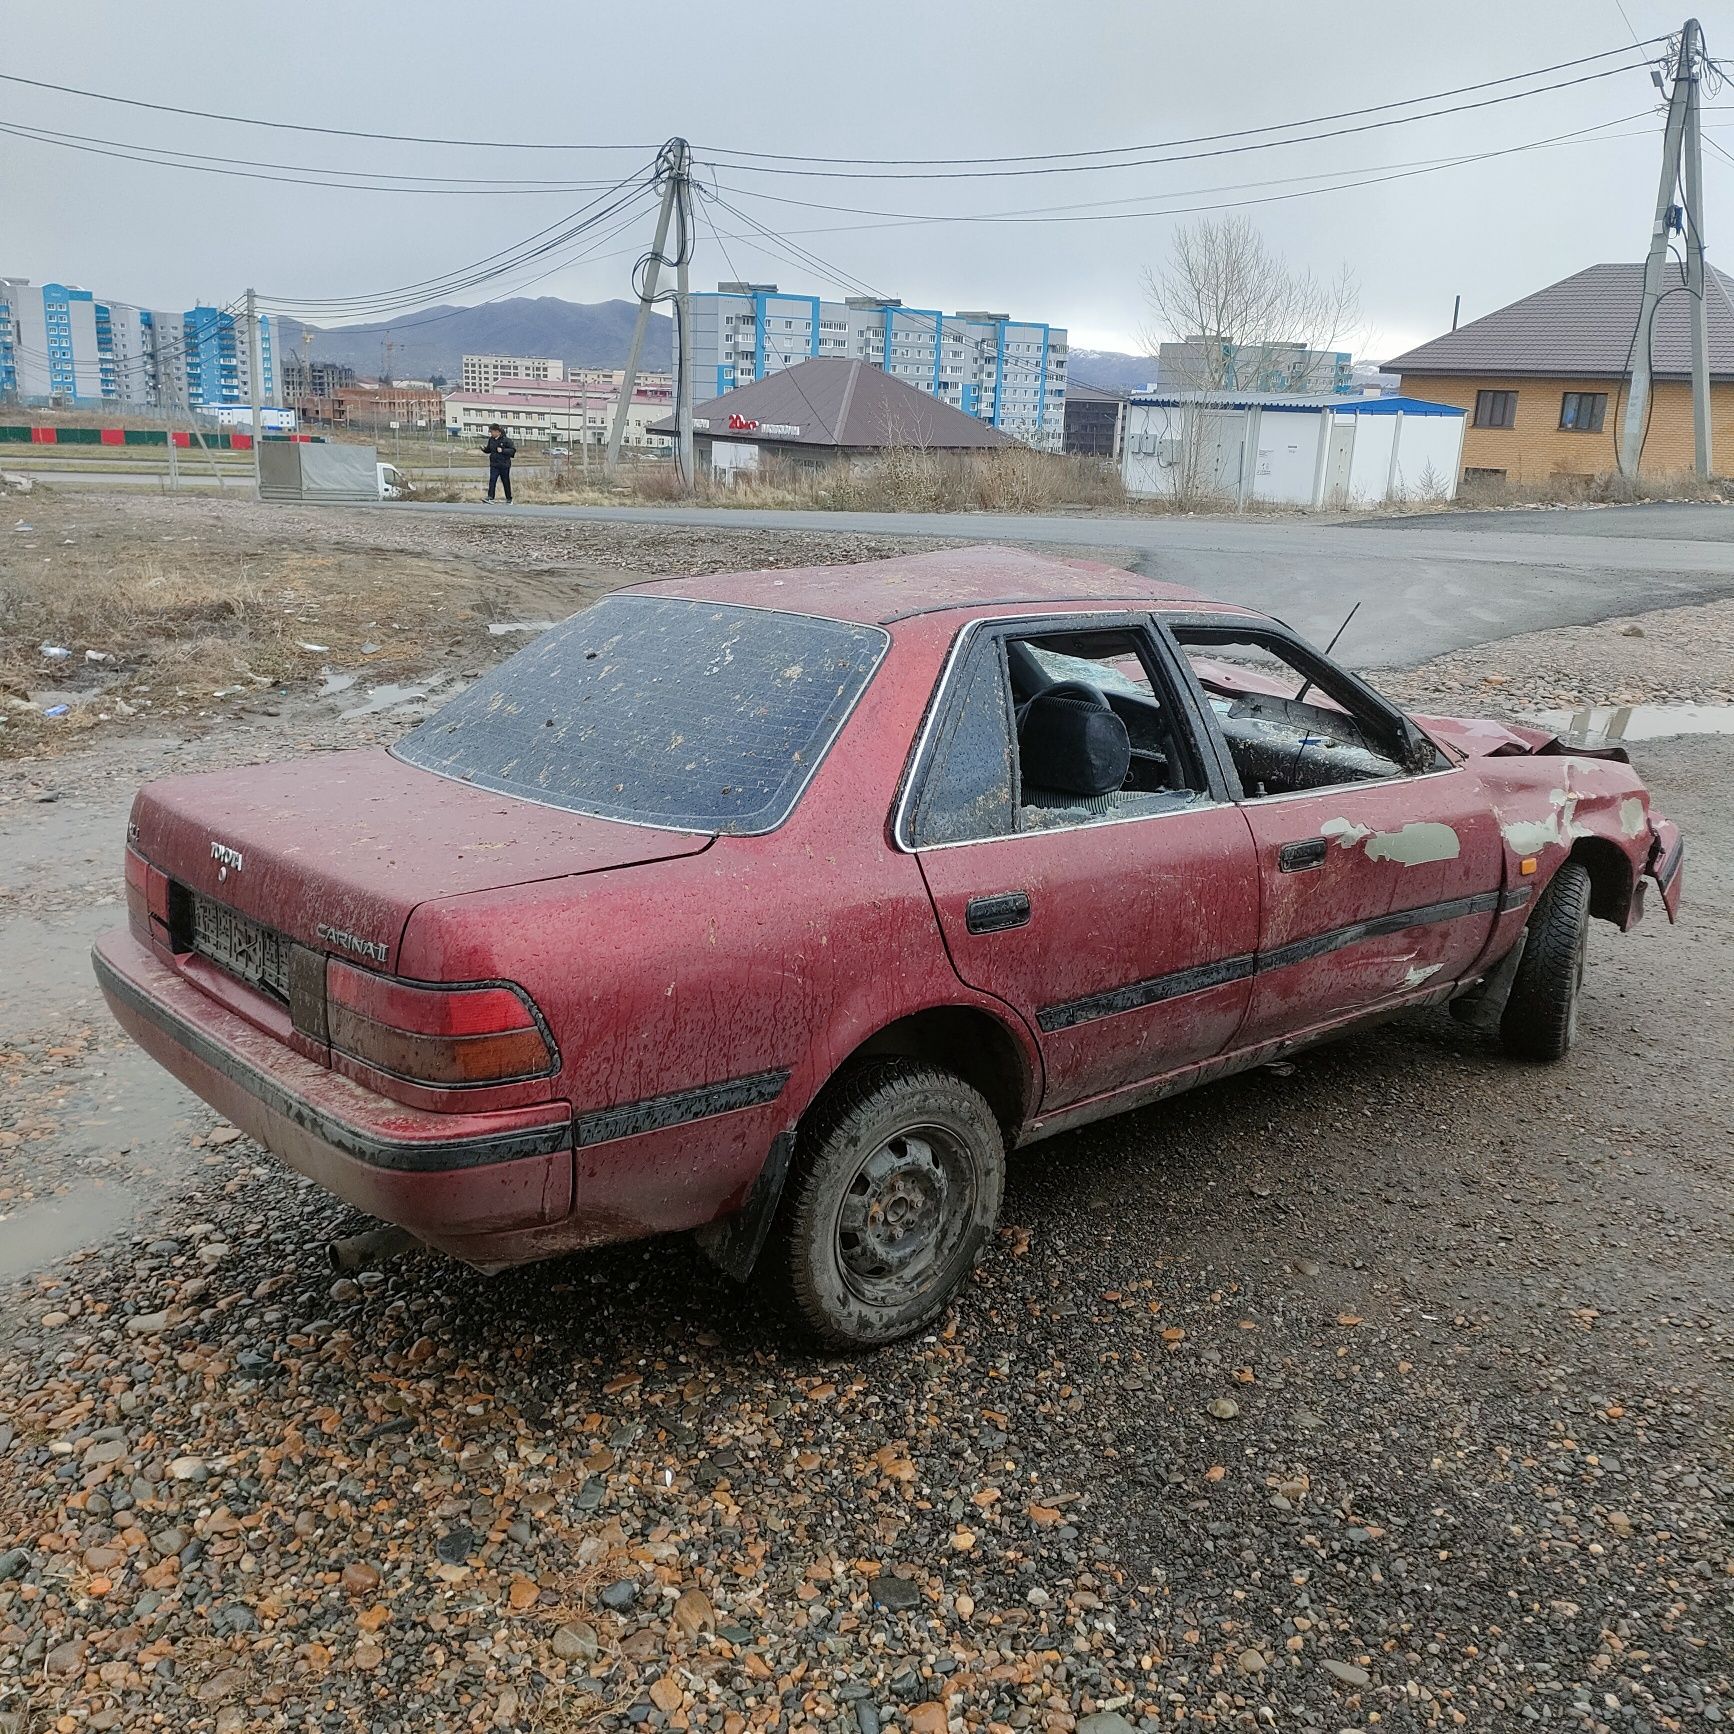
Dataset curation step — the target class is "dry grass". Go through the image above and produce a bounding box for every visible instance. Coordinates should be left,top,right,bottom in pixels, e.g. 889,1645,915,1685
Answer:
413,446,1130,514
1449,466,1734,512
0,517,491,758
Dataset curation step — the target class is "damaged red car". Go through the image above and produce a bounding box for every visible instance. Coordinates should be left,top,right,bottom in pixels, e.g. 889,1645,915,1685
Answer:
95,547,1684,1346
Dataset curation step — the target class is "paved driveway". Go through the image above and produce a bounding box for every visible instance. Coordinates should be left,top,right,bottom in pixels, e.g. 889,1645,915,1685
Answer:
392,500,1734,666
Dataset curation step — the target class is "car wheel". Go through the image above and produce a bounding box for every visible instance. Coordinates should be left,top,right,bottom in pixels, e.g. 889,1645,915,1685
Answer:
1500,861,1591,1062
768,1059,1005,1348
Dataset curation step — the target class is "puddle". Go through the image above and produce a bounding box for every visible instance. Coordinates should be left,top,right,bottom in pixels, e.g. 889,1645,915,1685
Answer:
0,1184,142,1280
319,667,358,696
338,672,464,720
1527,702,1734,745
0,907,116,1019
487,620,557,637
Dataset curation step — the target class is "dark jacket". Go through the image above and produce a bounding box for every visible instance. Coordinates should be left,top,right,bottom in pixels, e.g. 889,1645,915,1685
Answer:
483,434,516,465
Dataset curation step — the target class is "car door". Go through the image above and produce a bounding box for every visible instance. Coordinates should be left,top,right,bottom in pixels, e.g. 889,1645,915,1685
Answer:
1166,617,1506,1050
901,614,1260,1114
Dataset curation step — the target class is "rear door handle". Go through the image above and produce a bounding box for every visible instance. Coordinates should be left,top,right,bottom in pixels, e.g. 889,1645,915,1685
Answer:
966,891,1032,934
1279,838,1328,872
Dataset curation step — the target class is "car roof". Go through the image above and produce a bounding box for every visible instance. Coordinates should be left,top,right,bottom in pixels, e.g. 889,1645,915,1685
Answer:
624,543,1213,626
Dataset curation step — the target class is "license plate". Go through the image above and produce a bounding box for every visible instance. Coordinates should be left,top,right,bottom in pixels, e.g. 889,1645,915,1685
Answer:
189,894,289,1002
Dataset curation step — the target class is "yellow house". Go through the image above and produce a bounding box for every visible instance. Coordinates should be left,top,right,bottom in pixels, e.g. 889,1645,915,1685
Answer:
1387,263,1734,484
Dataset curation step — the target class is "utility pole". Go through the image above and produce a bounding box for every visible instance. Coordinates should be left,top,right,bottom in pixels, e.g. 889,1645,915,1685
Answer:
1620,20,1710,480
245,289,265,496
1681,25,1711,477
608,138,692,478
675,184,695,489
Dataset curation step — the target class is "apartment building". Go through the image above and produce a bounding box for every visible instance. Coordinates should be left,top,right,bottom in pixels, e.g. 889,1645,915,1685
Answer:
0,277,276,410
1155,336,1354,396
281,358,357,401
0,279,106,403
460,354,566,392
683,282,1068,450
181,304,275,409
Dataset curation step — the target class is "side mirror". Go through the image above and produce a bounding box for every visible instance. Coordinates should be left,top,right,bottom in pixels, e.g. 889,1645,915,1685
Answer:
1403,725,1441,774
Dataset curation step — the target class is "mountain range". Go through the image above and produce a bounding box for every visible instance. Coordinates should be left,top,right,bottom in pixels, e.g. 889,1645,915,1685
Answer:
273,297,673,384
275,295,1154,398
1065,347,1157,394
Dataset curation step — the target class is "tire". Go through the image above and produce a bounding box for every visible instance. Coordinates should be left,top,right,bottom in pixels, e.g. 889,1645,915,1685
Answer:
1499,861,1592,1062
766,1059,1005,1348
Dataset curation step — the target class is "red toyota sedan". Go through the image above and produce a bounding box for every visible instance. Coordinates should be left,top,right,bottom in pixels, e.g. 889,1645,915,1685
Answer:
95,547,1683,1346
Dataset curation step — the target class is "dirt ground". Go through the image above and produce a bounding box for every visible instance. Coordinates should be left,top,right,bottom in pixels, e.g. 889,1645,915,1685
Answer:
0,493,970,759
1,494,1730,1733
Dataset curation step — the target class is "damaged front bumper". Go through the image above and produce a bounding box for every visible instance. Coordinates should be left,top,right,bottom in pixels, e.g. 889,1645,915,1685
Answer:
1645,817,1684,922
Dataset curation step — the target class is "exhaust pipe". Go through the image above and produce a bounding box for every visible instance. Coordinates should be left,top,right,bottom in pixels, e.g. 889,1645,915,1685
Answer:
326,1224,419,1274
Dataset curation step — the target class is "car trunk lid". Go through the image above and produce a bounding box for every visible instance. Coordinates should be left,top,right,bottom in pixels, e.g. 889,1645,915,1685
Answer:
131,747,712,975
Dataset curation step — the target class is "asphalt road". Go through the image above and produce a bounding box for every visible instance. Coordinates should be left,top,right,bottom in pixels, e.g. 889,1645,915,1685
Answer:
392,499,1734,666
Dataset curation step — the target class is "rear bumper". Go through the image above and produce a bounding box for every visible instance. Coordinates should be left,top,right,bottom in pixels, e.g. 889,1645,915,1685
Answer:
92,930,573,1258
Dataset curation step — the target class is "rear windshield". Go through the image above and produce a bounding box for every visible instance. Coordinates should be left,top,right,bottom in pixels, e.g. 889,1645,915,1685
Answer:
393,594,888,833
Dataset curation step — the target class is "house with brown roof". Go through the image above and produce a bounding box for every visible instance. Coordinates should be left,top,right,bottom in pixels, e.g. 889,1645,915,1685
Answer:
653,356,1008,478
1387,263,1734,484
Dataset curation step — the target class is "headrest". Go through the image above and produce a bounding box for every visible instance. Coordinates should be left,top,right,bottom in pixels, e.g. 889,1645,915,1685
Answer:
1020,694,1129,798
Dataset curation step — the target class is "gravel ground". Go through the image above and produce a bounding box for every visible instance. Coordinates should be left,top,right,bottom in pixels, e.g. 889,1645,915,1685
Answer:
1367,597,1734,717
2,507,1731,1733
8,491,971,583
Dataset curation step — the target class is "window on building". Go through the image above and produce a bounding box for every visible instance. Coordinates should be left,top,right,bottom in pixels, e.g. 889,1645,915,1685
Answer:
1473,390,1518,429
1559,391,1607,433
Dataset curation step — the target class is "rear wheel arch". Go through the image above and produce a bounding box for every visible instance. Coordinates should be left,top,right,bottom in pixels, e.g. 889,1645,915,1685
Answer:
840,1004,1037,1137
695,1003,1036,1288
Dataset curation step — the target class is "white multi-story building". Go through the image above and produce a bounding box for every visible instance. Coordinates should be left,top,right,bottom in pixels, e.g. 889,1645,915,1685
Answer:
443,378,671,451
683,283,1067,450
460,354,566,392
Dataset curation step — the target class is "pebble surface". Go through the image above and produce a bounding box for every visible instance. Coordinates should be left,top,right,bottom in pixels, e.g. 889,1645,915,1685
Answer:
2,504,1731,1731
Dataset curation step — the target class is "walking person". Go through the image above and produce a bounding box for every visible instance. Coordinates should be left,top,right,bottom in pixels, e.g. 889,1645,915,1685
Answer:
482,423,515,503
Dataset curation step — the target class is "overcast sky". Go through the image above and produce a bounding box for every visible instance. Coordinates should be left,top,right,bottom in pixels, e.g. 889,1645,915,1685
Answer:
0,0,1711,361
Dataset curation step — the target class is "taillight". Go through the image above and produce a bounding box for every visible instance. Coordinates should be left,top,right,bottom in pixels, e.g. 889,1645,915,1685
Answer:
325,960,555,1086
126,847,170,943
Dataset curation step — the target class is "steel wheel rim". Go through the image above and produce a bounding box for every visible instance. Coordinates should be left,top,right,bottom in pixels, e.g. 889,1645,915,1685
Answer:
834,1123,977,1309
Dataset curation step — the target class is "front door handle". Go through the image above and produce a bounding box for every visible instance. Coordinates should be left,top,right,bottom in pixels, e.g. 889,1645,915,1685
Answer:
1279,838,1328,872
966,891,1032,934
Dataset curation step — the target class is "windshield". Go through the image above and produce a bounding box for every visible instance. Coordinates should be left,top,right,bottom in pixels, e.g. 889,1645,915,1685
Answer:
393,594,887,833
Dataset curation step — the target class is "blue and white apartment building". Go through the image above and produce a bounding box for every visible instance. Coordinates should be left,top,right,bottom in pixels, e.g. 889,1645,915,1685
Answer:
0,276,275,411
684,283,1067,450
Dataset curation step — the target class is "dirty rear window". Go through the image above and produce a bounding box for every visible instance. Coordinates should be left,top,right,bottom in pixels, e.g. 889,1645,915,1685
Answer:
392,595,888,834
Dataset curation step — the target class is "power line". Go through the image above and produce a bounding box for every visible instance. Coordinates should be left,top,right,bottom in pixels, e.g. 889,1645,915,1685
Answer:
705,110,1663,230
0,70,651,151
695,40,1665,167
0,39,1658,169
0,120,632,196
696,63,1661,182
267,197,664,340
256,170,659,314
0,117,653,192
701,110,1665,249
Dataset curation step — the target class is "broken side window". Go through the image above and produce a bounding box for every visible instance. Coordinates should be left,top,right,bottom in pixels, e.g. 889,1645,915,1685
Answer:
1172,625,1436,797
1005,627,1210,829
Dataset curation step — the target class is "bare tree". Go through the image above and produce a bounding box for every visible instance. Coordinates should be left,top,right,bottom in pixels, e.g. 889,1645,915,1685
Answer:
1141,216,1361,394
